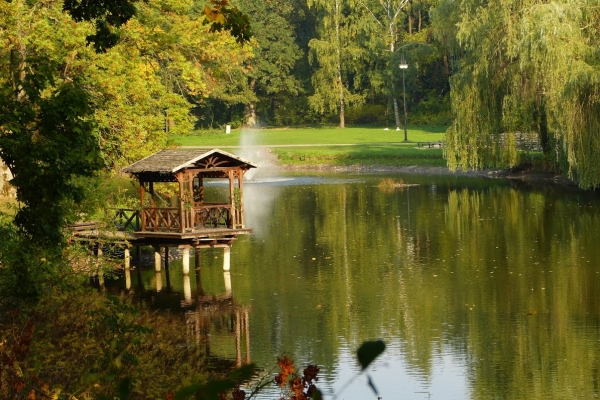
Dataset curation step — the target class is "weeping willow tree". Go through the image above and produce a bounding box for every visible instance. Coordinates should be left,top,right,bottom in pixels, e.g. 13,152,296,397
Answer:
438,0,600,188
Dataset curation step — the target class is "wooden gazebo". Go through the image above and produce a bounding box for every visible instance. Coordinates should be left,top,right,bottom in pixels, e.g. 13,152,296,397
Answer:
123,148,257,241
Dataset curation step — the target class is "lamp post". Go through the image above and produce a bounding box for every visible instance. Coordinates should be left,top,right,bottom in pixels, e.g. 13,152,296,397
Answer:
399,55,408,141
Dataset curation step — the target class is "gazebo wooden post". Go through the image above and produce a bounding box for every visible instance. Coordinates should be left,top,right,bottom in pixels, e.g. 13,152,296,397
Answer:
149,181,155,207
187,171,194,229
228,169,235,228
197,175,204,202
139,179,146,231
237,168,244,228
177,172,184,233
149,181,157,230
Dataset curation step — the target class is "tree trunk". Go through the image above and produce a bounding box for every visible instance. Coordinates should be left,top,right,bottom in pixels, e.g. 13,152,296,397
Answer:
537,99,552,155
335,0,345,129
389,24,400,128
245,103,257,128
408,0,412,34
393,88,401,129
165,109,170,134
443,54,450,75
10,46,27,102
10,49,17,93
339,76,345,128
245,79,257,127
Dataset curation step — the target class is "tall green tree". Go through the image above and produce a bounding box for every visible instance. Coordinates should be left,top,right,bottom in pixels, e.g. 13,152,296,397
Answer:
308,0,366,128
237,0,302,127
436,0,600,188
0,0,103,297
92,0,254,166
358,0,409,128
347,0,448,128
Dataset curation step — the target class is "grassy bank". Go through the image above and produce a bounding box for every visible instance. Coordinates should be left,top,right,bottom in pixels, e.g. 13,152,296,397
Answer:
271,145,446,167
171,125,447,167
171,125,446,146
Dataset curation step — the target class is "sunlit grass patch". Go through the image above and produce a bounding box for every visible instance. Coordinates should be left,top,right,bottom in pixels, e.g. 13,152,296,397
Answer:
171,125,446,147
271,145,446,167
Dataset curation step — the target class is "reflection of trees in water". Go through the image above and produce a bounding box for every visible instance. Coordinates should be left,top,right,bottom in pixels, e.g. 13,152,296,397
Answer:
234,180,600,396
134,179,600,397
119,258,252,369
186,302,250,367
441,187,600,398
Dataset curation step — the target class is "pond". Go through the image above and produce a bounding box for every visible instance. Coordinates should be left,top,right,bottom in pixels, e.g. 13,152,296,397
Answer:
107,171,600,399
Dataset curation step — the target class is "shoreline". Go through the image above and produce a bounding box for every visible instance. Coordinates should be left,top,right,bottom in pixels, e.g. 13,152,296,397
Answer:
278,162,577,187
250,146,577,187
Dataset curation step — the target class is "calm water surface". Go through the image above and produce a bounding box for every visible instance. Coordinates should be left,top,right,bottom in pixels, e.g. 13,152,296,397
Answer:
110,172,600,399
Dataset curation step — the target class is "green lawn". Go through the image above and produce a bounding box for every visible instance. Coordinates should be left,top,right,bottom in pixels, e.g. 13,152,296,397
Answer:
272,145,447,167
170,125,447,167
171,125,446,147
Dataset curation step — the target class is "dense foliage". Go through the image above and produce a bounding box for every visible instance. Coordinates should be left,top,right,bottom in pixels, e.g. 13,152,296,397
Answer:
3,0,600,187
436,0,600,188
3,0,600,394
0,279,233,399
0,0,253,304
202,0,448,129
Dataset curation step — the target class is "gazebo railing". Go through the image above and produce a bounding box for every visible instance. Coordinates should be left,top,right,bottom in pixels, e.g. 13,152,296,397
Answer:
192,203,232,230
110,208,141,231
142,207,182,232
141,203,233,232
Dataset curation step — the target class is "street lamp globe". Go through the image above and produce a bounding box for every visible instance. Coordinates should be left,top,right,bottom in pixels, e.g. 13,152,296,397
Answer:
399,58,408,70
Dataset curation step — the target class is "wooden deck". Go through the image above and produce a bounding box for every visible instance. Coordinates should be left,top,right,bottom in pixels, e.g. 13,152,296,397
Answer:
71,208,252,248
131,228,251,247
132,228,252,240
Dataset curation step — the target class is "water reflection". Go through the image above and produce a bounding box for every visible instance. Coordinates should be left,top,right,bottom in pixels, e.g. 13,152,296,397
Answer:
112,174,600,399
185,287,250,367
114,248,252,368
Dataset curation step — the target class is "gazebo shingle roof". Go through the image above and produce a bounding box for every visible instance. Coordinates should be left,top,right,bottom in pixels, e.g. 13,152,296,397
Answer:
123,148,257,175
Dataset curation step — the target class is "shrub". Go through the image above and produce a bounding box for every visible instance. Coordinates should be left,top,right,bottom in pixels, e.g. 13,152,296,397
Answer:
0,282,213,399
345,104,387,125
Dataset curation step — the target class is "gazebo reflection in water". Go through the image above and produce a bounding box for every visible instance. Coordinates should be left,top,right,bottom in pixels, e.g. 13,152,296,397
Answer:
119,251,251,368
